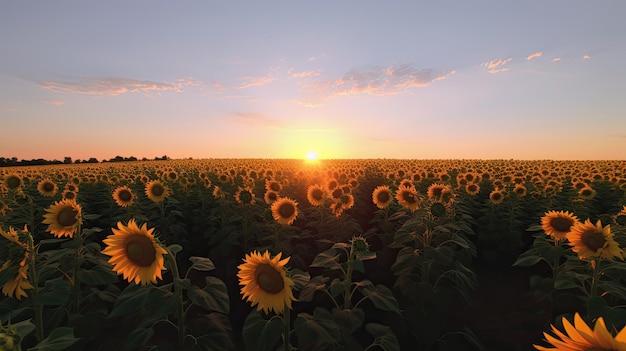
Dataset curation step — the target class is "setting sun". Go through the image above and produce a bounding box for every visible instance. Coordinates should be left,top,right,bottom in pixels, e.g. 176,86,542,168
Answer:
306,151,318,161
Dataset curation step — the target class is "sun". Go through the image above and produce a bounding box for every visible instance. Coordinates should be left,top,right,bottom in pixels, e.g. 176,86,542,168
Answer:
306,151,318,161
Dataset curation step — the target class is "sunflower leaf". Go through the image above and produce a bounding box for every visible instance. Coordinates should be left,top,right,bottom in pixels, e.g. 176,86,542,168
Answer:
242,310,282,351
365,323,400,351
361,284,401,315
188,256,216,272
187,277,230,314
294,308,342,350
27,327,78,351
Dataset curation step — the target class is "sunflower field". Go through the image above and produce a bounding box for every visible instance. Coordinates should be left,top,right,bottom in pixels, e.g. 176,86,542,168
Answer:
1,159,626,351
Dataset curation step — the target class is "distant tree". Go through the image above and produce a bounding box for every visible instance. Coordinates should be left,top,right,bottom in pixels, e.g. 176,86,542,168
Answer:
86,157,99,163
63,157,72,164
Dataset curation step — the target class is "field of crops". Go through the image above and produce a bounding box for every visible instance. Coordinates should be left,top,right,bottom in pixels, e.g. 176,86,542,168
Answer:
1,158,625,351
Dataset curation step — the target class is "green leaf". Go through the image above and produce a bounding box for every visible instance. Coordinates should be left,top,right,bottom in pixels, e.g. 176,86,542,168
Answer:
512,253,543,267
188,256,216,272
310,249,342,271
123,327,155,350
36,277,71,306
348,259,365,273
77,264,119,285
365,323,400,351
11,319,36,340
294,308,342,350
361,284,401,315
356,250,377,261
108,284,151,318
188,277,230,314
242,310,282,351
332,307,364,332
289,268,311,291
298,275,329,302
28,327,78,351
167,244,183,254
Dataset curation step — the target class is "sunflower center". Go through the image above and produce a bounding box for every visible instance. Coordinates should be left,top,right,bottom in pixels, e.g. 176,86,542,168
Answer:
151,184,165,196
239,191,253,204
269,182,280,192
125,234,157,267
267,192,278,201
42,182,55,192
376,191,390,203
254,263,284,294
279,203,295,218
118,190,132,202
402,192,417,204
550,217,574,233
312,189,324,201
6,176,21,189
581,229,606,252
57,207,78,227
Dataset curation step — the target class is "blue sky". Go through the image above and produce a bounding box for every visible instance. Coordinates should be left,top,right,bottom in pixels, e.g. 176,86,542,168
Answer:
1,1,625,160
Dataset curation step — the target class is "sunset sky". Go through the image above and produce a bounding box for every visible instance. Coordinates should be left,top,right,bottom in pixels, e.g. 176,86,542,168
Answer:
1,1,625,161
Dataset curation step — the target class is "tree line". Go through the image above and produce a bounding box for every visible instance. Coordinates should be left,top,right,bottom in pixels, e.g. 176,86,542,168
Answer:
0,155,170,167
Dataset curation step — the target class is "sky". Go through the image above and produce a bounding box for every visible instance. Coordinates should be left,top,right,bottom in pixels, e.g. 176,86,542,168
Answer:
1,1,625,161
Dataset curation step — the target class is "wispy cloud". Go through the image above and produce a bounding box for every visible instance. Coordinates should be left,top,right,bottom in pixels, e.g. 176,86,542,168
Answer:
225,112,284,128
527,51,542,60
296,64,455,106
288,68,321,78
552,57,561,63
43,100,64,106
236,75,276,89
37,77,186,96
482,58,512,73
583,55,590,60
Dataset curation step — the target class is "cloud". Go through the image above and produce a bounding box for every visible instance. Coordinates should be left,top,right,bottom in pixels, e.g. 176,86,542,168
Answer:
236,75,276,89
288,68,321,78
582,55,590,60
482,58,512,73
225,112,284,128
296,64,455,106
552,57,561,63
43,100,64,106
37,77,185,96
527,51,542,60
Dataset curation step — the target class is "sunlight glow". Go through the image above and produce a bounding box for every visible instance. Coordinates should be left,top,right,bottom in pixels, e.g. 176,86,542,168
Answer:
306,151,318,161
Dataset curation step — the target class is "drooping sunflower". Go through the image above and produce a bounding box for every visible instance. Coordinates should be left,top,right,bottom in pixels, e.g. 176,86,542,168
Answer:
237,250,296,315
306,184,326,207
102,219,167,285
145,180,169,203
235,186,256,206
112,185,135,208
271,198,298,225
395,185,419,212
0,226,32,300
427,183,446,202
37,178,58,197
566,219,623,261
534,312,626,350
42,199,82,238
541,210,579,241
372,185,393,209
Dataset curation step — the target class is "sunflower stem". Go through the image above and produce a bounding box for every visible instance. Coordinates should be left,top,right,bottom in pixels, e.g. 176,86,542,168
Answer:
343,243,356,310
590,259,600,298
26,232,45,343
165,249,185,347
283,305,291,351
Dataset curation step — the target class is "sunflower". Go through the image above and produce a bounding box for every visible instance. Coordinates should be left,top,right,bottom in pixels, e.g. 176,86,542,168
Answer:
271,198,298,225
212,185,226,200
372,185,393,209
489,190,505,205
338,194,355,210
102,219,167,285
427,183,446,202
265,179,282,193
235,186,256,206
263,190,280,204
330,201,345,217
465,183,480,196
62,190,77,201
306,184,326,207
395,185,420,212
237,250,296,314
541,210,579,241
37,178,58,197
112,186,135,208
145,180,169,203
534,312,626,350
42,199,82,238
3,174,22,191
566,219,623,261
0,226,32,300
513,184,527,197
616,206,626,226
